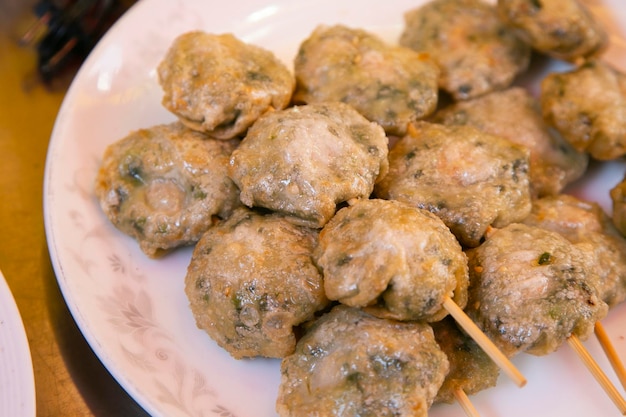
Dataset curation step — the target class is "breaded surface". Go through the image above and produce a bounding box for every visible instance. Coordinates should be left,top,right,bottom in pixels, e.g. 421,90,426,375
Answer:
157,31,294,139
375,121,532,247
523,194,626,308
95,122,241,257
294,24,440,136
276,306,449,417
611,177,626,239
466,223,608,357
314,199,468,322
497,0,607,62
433,87,588,197
541,60,626,160
229,102,389,228
185,208,328,359
399,0,530,100
433,317,500,404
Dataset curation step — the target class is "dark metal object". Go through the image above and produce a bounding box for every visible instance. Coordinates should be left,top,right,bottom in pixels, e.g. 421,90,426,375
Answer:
18,0,135,85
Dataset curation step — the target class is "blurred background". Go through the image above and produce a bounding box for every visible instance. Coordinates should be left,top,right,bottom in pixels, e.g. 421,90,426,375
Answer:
0,1,148,415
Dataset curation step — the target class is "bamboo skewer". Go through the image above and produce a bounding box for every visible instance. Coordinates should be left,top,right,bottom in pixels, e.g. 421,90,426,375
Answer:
567,334,626,415
595,321,626,391
442,296,527,388
453,388,481,417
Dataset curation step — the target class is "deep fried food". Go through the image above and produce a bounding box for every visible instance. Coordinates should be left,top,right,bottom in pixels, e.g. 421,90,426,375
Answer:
229,102,389,228
497,0,608,62
314,199,468,322
399,0,530,100
276,305,449,417
433,87,588,197
375,121,532,247
294,24,440,136
157,31,294,139
185,207,328,359
95,122,241,257
432,317,500,404
465,223,608,357
523,194,626,308
541,60,626,160
611,176,626,238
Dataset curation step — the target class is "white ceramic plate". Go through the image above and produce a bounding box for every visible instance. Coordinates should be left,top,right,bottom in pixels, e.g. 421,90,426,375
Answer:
44,0,626,416
0,269,36,417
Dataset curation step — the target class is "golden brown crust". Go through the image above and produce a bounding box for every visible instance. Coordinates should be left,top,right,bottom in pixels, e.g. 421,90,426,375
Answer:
433,87,588,197
523,194,626,308
94,122,241,257
399,0,530,100
228,102,389,228
314,199,469,322
276,306,449,417
433,317,500,404
466,223,608,357
157,31,294,139
375,121,532,247
540,61,626,160
294,24,440,136
497,0,608,62
185,208,328,359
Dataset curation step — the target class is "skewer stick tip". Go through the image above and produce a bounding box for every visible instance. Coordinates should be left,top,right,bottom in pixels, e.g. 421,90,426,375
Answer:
567,334,626,415
595,321,626,392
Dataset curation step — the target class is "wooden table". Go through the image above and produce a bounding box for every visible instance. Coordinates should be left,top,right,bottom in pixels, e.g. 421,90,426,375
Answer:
0,5,150,416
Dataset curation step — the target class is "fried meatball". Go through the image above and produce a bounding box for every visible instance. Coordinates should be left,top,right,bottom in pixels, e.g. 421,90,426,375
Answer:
433,87,588,197
523,194,626,308
540,60,626,160
95,122,241,258
611,175,626,238
314,199,468,322
228,102,389,228
375,121,532,247
432,317,500,404
276,305,449,417
185,207,328,359
465,223,608,357
497,0,607,62
157,31,294,139
293,24,440,136
399,0,530,100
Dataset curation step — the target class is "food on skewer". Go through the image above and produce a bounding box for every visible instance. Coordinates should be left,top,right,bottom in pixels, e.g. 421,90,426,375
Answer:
399,0,530,100
522,193,626,389
464,222,626,412
540,60,626,160
432,87,588,198
314,198,468,322
92,6,626,414
375,121,532,248
293,24,440,136
522,194,626,308
94,122,241,258
314,198,526,387
157,31,295,139
228,102,389,228
184,207,329,359
465,222,608,357
496,0,608,62
276,305,449,417
432,317,500,414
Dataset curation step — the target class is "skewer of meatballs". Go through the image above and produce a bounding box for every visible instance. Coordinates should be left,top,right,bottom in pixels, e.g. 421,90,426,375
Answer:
92,0,626,415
